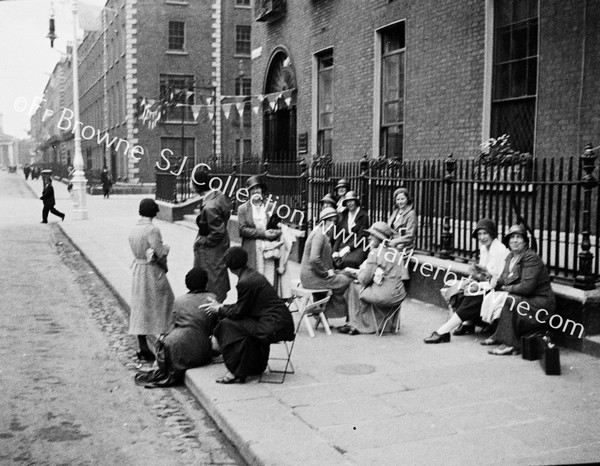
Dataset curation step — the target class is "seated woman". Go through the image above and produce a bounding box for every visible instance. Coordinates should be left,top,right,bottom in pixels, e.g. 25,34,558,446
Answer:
300,207,353,319
134,267,216,388
333,178,351,214
387,187,417,253
238,175,281,286
340,222,407,335
332,191,370,269
424,219,508,343
208,247,295,384
483,224,555,355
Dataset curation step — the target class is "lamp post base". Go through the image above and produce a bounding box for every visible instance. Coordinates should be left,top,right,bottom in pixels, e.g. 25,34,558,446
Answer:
70,173,88,220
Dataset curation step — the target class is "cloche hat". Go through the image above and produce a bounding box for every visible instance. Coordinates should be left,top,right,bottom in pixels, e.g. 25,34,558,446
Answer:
503,224,529,247
472,218,498,239
342,191,360,206
335,178,350,190
366,221,394,242
318,207,338,223
245,175,266,192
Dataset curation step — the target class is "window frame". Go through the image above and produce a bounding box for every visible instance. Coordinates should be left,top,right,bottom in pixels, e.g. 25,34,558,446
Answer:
316,49,334,158
159,74,195,122
168,21,186,51
235,25,251,56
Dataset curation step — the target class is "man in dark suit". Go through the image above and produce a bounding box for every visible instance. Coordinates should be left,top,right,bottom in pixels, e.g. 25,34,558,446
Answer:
40,170,65,224
206,247,295,384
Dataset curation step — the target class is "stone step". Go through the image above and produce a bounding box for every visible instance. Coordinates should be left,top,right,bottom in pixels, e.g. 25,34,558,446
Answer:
582,335,600,358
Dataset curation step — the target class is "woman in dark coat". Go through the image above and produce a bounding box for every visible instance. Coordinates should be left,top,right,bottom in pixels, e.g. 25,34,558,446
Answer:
207,247,295,384
100,166,112,199
483,224,555,355
332,191,370,269
134,268,217,388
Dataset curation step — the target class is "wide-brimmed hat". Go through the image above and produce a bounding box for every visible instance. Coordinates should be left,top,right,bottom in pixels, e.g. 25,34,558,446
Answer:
335,178,350,190
503,224,529,247
318,207,338,223
245,175,266,192
139,198,160,217
320,193,336,207
366,221,394,242
472,218,498,239
41,169,52,176
342,191,360,206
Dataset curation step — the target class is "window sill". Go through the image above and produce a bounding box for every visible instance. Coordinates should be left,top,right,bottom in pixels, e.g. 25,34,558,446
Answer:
234,53,251,59
234,5,251,9
165,0,189,5
161,120,198,126
166,50,188,56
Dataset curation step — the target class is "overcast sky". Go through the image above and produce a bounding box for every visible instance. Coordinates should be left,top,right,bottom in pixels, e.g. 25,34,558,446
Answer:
0,0,82,139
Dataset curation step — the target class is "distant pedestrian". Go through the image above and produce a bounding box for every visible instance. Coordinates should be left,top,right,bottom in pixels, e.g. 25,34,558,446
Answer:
192,169,232,303
40,170,65,224
100,166,112,199
31,165,41,180
23,164,31,180
67,165,74,194
129,198,175,362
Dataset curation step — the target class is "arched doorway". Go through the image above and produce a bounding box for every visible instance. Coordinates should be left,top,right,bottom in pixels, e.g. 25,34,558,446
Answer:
263,50,296,162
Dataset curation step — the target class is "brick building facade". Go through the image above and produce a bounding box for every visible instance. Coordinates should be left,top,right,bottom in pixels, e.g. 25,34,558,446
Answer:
32,0,252,184
251,0,600,162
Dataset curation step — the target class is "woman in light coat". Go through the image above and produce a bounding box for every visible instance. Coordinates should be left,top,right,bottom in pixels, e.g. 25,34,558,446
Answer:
387,187,416,253
129,198,174,361
300,207,352,319
341,222,407,335
237,176,281,286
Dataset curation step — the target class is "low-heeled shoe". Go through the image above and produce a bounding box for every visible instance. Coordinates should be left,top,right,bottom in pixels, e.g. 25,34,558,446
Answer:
423,331,451,344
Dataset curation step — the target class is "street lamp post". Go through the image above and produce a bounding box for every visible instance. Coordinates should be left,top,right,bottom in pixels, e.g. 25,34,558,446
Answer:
69,0,88,219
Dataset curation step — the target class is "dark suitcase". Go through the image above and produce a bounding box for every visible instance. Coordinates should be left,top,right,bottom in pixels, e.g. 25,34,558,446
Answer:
538,336,561,376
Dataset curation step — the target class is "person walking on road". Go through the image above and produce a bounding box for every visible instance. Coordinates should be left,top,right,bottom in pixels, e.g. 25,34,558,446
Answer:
192,169,232,303
40,169,65,223
100,166,112,199
129,198,175,362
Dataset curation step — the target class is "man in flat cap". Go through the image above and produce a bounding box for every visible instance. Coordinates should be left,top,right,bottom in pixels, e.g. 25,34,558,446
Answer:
40,170,65,223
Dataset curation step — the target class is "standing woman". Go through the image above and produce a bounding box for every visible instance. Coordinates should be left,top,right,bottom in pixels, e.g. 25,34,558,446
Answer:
300,207,352,319
237,176,281,286
100,166,112,199
387,187,416,253
129,198,175,361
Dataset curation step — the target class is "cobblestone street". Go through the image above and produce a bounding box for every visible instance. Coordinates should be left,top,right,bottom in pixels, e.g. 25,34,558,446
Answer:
0,173,244,465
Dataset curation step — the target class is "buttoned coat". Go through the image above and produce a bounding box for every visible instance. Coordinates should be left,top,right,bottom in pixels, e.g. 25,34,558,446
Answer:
193,190,232,302
129,218,174,335
40,182,56,207
332,208,370,268
388,206,417,251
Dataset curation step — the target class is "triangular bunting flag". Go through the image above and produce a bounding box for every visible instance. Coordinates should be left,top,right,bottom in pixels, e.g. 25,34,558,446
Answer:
222,103,232,120
235,102,245,117
208,109,215,121
191,105,202,121
256,94,264,103
285,97,292,107
252,105,259,115
206,97,213,106
269,99,276,111
186,91,195,99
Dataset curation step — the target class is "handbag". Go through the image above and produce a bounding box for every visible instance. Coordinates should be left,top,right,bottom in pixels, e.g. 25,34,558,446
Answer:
263,240,283,260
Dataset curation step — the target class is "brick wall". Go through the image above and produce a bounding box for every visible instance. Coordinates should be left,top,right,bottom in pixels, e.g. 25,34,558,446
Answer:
252,0,599,162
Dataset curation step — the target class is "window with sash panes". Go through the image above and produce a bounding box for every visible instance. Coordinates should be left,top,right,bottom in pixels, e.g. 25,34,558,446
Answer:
317,50,333,157
491,0,538,153
159,74,195,122
168,21,185,51
235,77,252,127
380,22,405,160
235,25,251,55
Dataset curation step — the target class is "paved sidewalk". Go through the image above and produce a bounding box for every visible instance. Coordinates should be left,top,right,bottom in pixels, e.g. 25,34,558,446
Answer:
22,173,600,465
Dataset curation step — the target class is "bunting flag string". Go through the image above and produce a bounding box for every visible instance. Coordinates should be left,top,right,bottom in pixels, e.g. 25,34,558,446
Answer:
134,88,296,129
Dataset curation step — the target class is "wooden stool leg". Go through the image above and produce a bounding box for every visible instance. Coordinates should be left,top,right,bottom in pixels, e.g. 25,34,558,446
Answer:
302,313,316,338
319,312,332,335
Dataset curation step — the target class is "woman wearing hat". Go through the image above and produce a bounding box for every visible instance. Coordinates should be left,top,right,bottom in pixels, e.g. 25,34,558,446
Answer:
129,198,175,361
424,219,508,344
320,193,337,210
341,222,407,335
135,268,217,388
333,178,351,214
332,191,370,269
238,175,281,285
387,187,416,252
300,207,353,319
482,225,555,355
